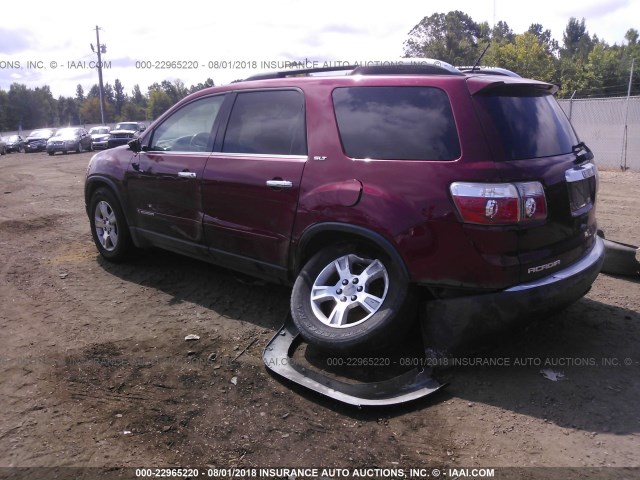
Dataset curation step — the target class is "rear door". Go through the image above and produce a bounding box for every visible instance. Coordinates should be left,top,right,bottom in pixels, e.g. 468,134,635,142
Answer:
470,80,598,282
201,89,307,269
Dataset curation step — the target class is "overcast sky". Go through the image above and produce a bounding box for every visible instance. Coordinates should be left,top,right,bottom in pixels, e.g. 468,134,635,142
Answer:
0,0,637,98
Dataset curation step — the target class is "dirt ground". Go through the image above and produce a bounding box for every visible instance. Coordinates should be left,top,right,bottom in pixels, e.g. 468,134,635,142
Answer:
0,151,638,479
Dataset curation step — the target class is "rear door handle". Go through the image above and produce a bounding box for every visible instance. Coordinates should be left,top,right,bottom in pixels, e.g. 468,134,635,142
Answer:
266,180,293,188
178,171,197,178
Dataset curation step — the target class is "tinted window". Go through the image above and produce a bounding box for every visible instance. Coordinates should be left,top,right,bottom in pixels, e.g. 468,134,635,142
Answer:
149,95,224,152
222,90,306,155
474,90,578,160
332,87,460,160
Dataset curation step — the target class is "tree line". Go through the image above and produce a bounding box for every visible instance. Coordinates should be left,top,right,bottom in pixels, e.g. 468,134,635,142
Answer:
0,78,215,132
404,12,639,98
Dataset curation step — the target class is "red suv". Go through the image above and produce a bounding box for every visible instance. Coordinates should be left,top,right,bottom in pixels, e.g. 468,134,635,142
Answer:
84,60,604,352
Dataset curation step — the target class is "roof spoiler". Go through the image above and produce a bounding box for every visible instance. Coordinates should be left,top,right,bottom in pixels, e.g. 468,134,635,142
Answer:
466,77,559,95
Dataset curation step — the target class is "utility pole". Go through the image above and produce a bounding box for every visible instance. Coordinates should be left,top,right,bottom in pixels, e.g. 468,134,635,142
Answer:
620,57,635,170
93,26,107,125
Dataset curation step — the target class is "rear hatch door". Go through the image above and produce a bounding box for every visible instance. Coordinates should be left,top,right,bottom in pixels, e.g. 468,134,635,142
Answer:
468,77,598,283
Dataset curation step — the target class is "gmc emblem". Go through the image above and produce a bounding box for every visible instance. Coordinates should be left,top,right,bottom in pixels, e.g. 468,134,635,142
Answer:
528,260,561,274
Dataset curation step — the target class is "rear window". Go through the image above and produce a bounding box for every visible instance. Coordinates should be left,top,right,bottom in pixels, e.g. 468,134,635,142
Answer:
332,87,460,160
473,89,578,160
222,90,307,156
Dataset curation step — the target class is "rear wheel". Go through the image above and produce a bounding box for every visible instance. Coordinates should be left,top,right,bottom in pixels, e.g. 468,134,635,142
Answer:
89,188,133,262
291,244,415,353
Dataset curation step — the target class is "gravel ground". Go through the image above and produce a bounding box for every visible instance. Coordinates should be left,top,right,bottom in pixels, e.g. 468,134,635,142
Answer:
0,152,638,479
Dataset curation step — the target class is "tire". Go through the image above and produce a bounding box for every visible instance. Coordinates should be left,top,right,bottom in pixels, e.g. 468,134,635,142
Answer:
89,188,133,262
76,142,82,153
48,151,54,156
291,244,415,353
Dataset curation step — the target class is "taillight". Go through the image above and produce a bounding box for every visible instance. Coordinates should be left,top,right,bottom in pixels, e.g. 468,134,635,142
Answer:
516,182,547,221
450,181,547,225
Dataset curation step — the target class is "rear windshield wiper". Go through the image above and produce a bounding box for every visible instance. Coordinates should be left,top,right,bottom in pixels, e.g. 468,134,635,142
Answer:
572,142,594,164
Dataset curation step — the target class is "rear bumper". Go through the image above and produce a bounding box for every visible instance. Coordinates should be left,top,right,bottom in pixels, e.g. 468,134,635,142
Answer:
47,143,73,152
422,236,605,354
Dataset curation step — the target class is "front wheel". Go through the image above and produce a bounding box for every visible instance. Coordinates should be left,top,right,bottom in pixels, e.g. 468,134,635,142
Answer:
89,188,133,262
291,245,415,353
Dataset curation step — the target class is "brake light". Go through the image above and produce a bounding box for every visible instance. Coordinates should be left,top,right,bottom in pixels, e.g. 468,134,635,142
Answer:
516,181,547,221
450,181,547,225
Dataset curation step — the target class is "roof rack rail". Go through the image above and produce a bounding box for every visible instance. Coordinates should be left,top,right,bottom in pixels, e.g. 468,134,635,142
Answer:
351,64,464,76
244,59,463,81
457,66,521,77
245,65,354,81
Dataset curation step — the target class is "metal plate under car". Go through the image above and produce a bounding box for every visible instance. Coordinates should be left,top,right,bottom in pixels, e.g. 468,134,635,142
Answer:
262,314,444,407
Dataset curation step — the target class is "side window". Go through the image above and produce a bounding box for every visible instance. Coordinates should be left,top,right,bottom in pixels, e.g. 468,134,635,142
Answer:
148,95,224,152
332,86,460,160
222,90,306,155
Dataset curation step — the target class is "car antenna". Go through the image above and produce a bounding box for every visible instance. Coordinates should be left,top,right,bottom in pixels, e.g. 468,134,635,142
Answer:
471,42,491,72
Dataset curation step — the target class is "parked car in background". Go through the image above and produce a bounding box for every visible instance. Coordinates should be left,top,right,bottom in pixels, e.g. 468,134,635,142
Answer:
88,126,111,150
25,128,56,152
46,127,92,155
4,135,25,153
107,122,145,148
0,137,6,155
84,61,604,353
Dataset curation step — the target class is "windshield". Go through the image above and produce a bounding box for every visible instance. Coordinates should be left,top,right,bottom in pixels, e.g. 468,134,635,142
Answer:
473,88,578,160
90,127,109,134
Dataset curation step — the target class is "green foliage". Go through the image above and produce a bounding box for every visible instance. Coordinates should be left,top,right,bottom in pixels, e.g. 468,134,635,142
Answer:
147,90,173,120
80,97,114,124
561,17,593,62
403,11,486,65
114,79,126,118
189,78,215,94
492,21,515,44
486,32,555,82
404,10,637,100
0,77,217,131
75,84,85,102
0,90,8,131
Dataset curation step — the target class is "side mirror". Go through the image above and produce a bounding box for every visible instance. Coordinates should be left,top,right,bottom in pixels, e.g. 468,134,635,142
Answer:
128,137,142,153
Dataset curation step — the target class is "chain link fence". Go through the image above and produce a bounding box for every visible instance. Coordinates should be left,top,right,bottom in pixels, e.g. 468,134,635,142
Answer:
558,96,640,171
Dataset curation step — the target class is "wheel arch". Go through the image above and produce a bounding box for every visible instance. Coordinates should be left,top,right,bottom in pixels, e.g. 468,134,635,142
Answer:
85,176,140,245
85,176,121,212
293,222,410,281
